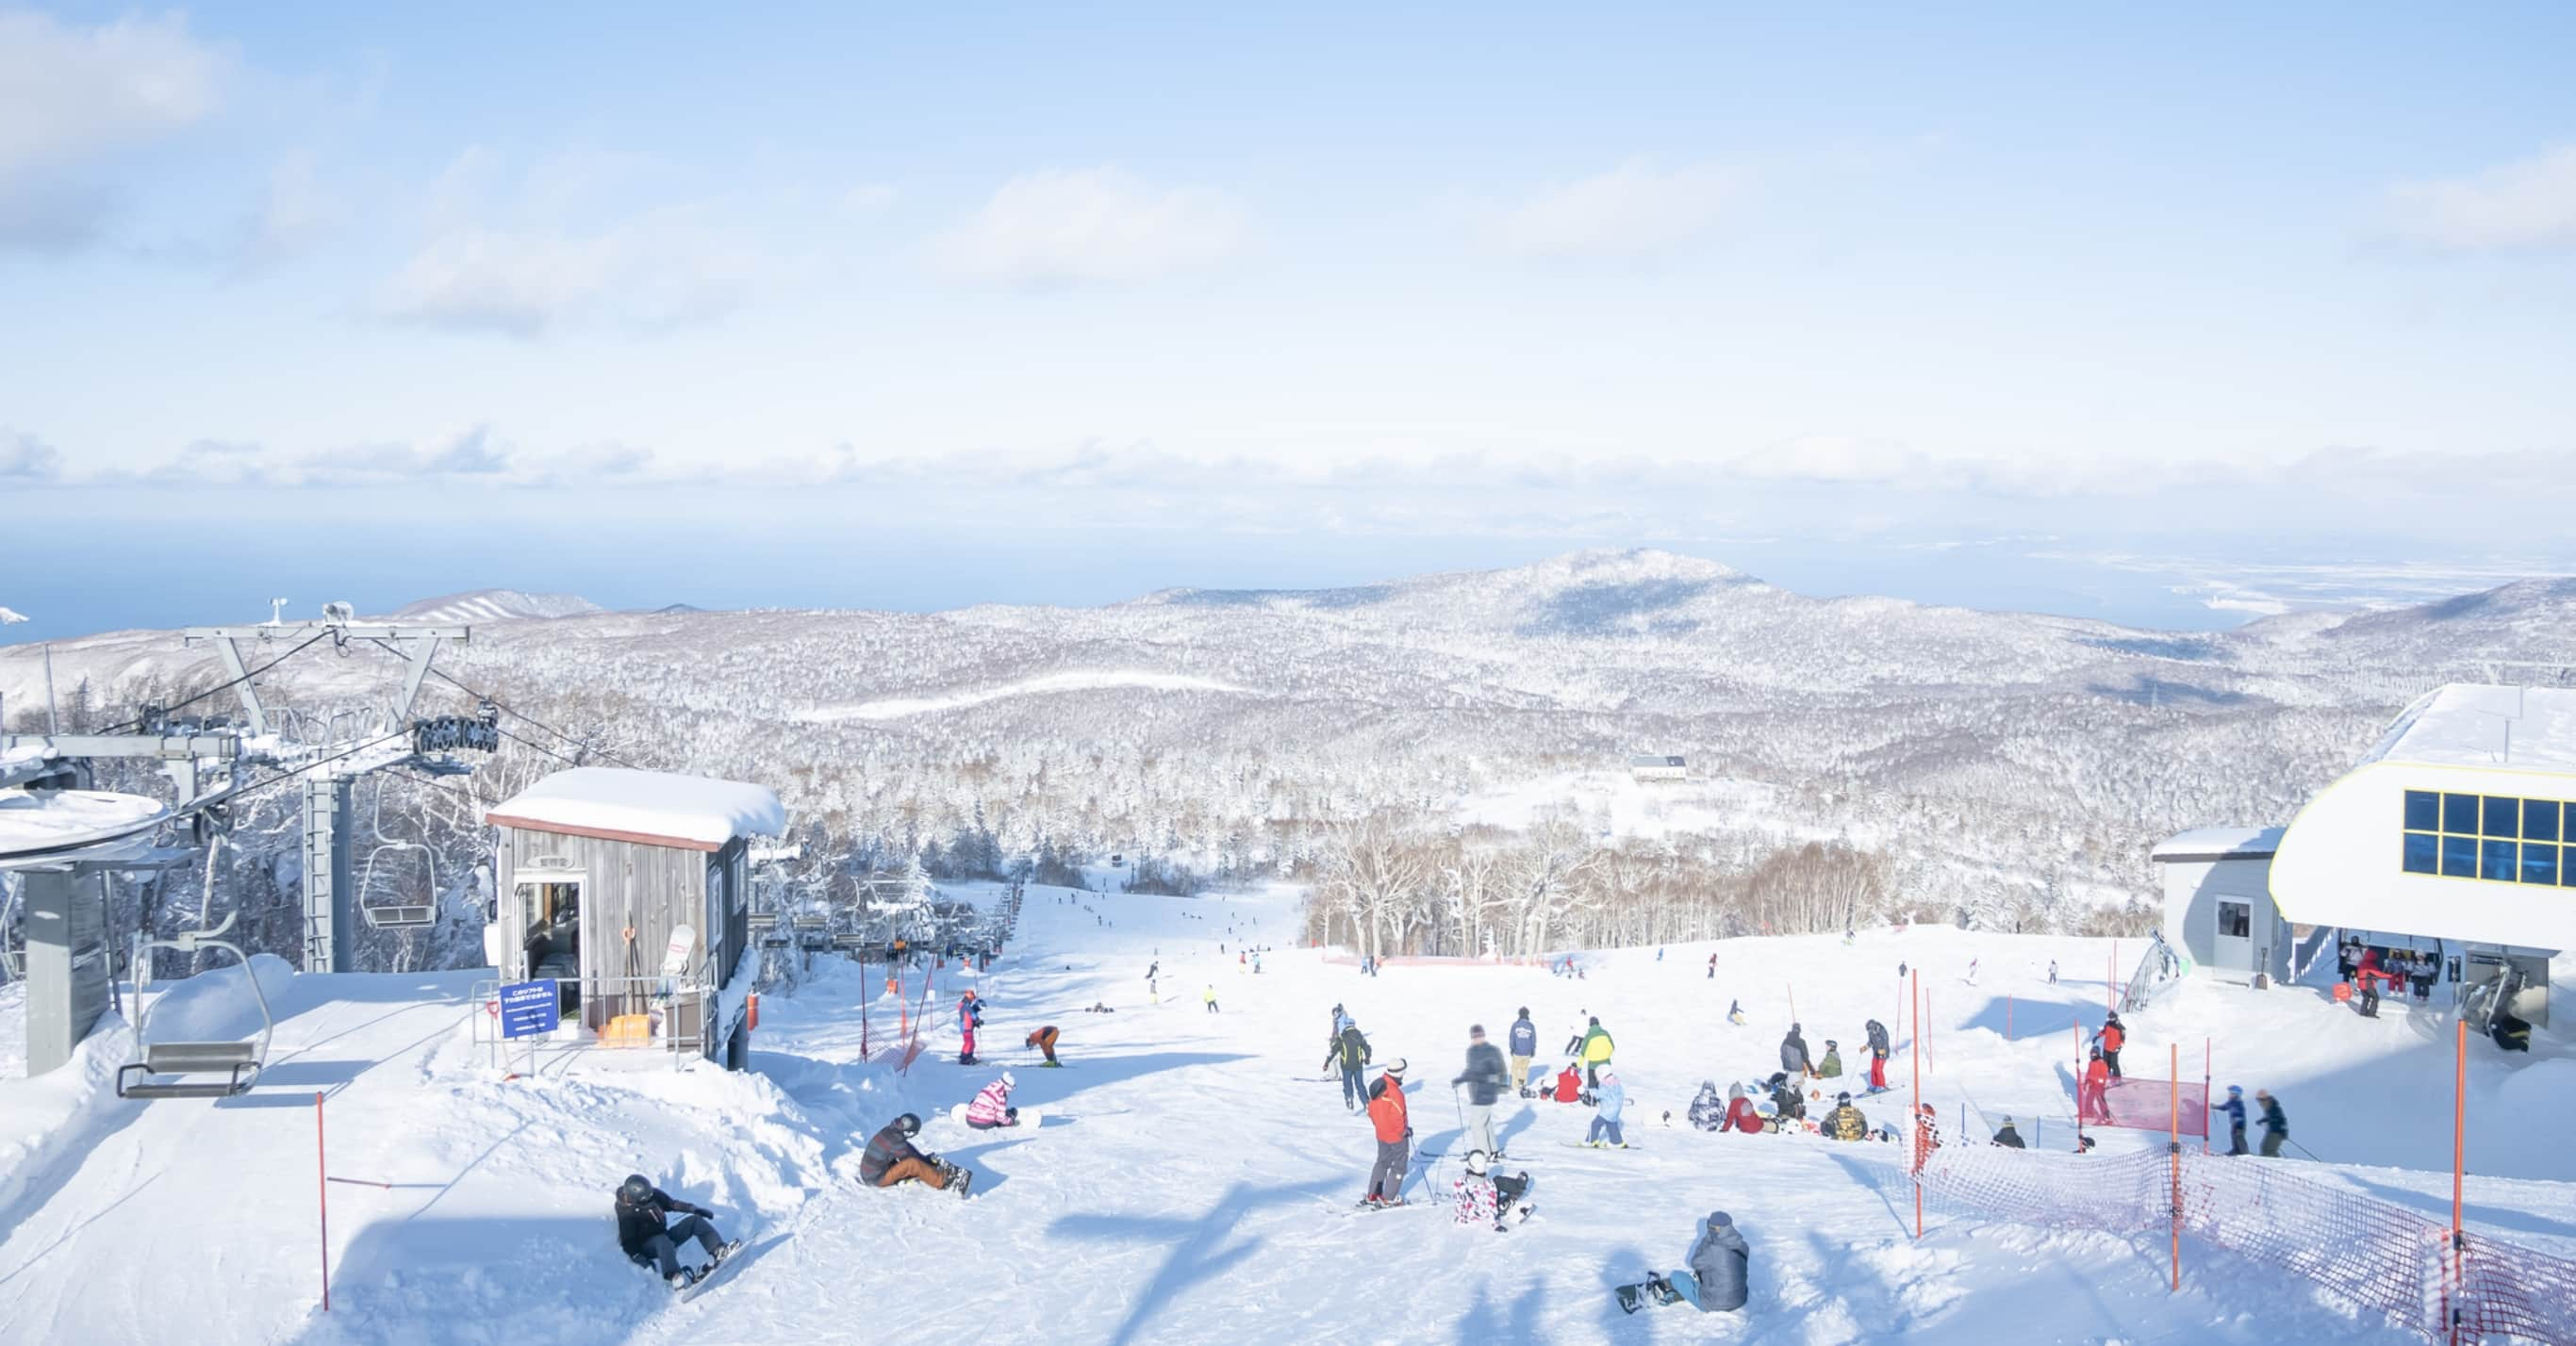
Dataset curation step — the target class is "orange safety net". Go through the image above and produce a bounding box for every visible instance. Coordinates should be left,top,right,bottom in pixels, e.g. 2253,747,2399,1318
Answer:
1917,1142,2576,1343
2072,1076,2209,1136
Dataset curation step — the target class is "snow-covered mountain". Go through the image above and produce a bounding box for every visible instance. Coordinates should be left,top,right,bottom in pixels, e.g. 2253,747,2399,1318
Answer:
387,589,605,623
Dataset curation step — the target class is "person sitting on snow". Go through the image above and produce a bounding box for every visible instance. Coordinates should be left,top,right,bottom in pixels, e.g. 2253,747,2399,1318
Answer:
861,1113,966,1195
1451,1148,1535,1231
615,1174,736,1291
1552,1063,1584,1104
1688,1081,1726,1131
1822,1091,1869,1141
1816,1041,1842,1078
1767,1072,1806,1124
966,1072,1023,1128
1642,1210,1749,1313
1721,1083,1768,1136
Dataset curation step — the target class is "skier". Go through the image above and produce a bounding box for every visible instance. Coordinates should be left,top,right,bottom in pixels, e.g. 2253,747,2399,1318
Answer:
1707,953,1717,979
1324,1015,1373,1110
1821,1091,1869,1141
958,988,984,1029
1965,958,1980,985
966,1072,1022,1128
1362,1059,1412,1206
1726,999,1746,1026
1719,1083,1766,1136
2213,1085,2248,1156
1779,1024,1811,1079
1586,1069,1628,1147
1864,1019,1891,1092
1633,1210,1749,1314
1508,1008,1538,1098
615,1174,737,1291
2256,1089,2288,1157
1991,1116,2025,1149
1204,984,1219,1014
2095,1013,2125,1079
1026,1025,1062,1066
1561,1011,1590,1058
1816,1040,1842,1078
1452,1149,1535,1232
860,1113,967,1195
1330,1002,1353,1035
2047,959,2058,984
1687,1081,1726,1131
1453,1025,1509,1161
1766,1072,1805,1124
2080,1046,2113,1124
1577,1015,1615,1088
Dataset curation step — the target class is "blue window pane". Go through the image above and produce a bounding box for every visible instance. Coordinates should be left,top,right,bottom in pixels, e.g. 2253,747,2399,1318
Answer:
2442,835,2478,876
2403,833,2440,874
2405,791,2440,831
2482,839,2517,880
2530,799,2564,843
2522,843,2559,885
2445,794,2479,833
2484,796,2519,837
2567,846,2576,887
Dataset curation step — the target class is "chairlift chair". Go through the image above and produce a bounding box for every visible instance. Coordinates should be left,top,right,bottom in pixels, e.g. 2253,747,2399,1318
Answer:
119,910,273,1100
357,780,440,930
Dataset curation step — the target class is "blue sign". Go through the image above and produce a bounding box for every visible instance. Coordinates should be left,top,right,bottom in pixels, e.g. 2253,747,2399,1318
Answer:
498,979,561,1039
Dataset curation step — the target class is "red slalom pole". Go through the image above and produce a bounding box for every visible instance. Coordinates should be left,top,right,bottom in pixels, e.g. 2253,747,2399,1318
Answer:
317,1091,330,1312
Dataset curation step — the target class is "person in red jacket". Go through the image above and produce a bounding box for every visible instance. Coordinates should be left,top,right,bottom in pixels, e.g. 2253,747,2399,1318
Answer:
1552,1064,1583,1104
2079,1047,2114,1124
1721,1087,1767,1136
2097,1014,2125,1080
1362,1059,1412,1206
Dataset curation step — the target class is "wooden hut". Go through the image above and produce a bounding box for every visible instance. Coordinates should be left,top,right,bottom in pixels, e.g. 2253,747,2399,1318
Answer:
484,767,784,1068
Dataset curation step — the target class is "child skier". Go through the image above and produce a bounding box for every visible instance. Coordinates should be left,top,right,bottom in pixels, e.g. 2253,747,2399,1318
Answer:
615,1174,739,1292
1451,1149,1535,1231
1362,1059,1412,1206
1587,1069,1628,1147
1324,1016,1374,1111
2080,1046,2114,1124
966,1072,1021,1128
1204,984,1219,1013
2213,1085,2248,1155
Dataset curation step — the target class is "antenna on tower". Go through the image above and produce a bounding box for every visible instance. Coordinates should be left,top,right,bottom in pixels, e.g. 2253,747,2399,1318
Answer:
267,598,291,626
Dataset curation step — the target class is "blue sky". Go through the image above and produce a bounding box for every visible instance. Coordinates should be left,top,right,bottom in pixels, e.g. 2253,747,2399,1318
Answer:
4,5,2575,640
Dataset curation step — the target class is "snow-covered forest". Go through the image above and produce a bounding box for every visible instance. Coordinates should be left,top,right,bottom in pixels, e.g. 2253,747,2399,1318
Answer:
8,550,2570,975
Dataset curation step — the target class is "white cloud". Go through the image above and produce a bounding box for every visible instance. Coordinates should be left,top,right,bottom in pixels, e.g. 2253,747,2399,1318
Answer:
1,429,64,479
235,150,340,270
928,168,1248,284
2386,145,2576,252
1485,159,1743,260
0,10,227,250
839,182,898,219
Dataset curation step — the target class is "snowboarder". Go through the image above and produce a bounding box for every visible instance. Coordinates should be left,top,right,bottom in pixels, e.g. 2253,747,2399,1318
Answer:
1624,1210,1748,1315
1821,1092,1869,1141
2080,1046,2113,1124
1587,1070,1627,1147
1726,999,1746,1026
1363,1060,1412,1206
1577,1016,1615,1088
1687,1081,1726,1131
1551,1063,1583,1105
860,1113,967,1195
1453,1025,1509,1161
965,1072,1022,1129
1816,1040,1842,1078
615,1174,737,1292
1508,1008,1538,1098
1203,985,1219,1013
1767,1072,1805,1124
1779,1024,1811,1078
1720,1083,1766,1136
1991,1116,2025,1149
2213,1085,2248,1156
2256,1089,2287,1157
2095,1013,2125,1079
1324,1016,1374,1110
1026,1025,1062,1065
1452,1148,1535,1231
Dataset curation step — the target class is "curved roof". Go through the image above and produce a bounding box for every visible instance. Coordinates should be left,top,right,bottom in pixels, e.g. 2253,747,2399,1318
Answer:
0,787,170,869
486,767,784,852
2363,684,2576,773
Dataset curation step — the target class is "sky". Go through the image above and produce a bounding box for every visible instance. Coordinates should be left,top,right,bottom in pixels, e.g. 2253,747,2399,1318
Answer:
4,4,2575,642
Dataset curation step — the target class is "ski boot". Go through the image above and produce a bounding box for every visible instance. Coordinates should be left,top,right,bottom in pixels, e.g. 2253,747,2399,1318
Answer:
669,1267,697,1293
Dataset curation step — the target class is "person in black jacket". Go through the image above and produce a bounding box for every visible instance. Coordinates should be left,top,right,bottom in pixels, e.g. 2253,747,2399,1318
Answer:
1452,1025,1510,1160
615,1174,734,1289
1325,1019,1374,1110
1991,1116,2025,1149
860,1113,967,1195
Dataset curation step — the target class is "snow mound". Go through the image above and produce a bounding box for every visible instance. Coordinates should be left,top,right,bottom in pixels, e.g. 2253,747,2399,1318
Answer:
2496,1057,2576,1117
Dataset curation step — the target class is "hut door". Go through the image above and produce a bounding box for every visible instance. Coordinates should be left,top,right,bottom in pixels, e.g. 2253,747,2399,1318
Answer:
517,874,585,1013
2213,898,2254,974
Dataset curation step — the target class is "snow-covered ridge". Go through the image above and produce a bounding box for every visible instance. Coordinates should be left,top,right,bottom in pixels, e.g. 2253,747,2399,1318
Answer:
796,670,1258,723
388,589,605,623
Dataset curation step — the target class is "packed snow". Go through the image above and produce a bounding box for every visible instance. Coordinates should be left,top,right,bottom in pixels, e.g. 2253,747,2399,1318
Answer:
2,882,2568,1344
796,670,1259,723
0,787,168,864
484,767,784,849
2365,683,2576,772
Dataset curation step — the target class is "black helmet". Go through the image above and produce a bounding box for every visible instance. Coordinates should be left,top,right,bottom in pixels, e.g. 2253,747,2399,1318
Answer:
896,1112,922,1137
619,1174,652,1204
1837,1092,1851,1105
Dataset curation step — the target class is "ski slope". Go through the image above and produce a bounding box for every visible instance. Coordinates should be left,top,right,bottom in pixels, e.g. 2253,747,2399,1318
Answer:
1,884,2570,1344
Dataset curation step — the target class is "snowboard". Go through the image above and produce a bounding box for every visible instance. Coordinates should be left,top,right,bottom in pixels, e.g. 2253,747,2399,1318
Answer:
947,1103,1045,1128
1613,1278,1680,1314
672,1239,747,1302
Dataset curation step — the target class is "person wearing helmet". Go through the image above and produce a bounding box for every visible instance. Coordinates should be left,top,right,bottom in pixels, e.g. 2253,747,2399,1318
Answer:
1816,1040,1842,1078
959,991,982,1066
966,1072,1022,1129
1821,1091,1869,1141
2213,1085,2248,1155
2081,1046,2114,1124
1586,1069,1627,1147
860,1113,969,1196
1451,1148,1536,1231
1991,1115,2025,1149
614,1174,736,1290
1324,1015,1373,1111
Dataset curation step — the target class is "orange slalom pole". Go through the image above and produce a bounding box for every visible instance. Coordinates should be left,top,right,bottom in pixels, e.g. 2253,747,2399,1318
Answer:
1911,967,1923,1239
1788,982,1797,1024
2169,1043,2180,1292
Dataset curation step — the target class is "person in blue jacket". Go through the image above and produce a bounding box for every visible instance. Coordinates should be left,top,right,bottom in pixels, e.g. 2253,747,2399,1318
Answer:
2213,1084,2249,1156
1586,1070,1628,1147
1508,1008,1539,1097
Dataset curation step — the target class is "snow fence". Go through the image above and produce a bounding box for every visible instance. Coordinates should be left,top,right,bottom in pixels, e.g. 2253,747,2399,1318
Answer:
1916,1141,2576,1344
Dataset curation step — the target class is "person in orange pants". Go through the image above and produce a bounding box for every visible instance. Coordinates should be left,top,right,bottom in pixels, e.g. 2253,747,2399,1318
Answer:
1027,1025,1062,1066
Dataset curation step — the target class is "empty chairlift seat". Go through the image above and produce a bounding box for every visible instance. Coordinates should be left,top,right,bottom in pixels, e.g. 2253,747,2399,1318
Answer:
117,910,274,1101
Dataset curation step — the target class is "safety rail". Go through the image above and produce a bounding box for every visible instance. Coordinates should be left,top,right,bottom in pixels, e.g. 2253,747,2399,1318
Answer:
471,973,713,1072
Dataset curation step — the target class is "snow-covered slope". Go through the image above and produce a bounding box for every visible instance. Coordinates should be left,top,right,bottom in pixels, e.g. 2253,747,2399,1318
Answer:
387,589,605,623
3,885,2567,1344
